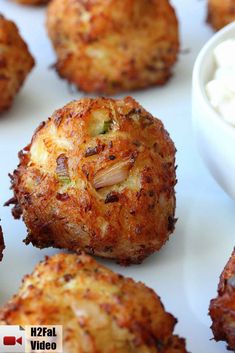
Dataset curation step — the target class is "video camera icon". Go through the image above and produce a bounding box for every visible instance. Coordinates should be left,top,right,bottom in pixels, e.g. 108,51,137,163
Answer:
0,326,25,352
3,336,23,346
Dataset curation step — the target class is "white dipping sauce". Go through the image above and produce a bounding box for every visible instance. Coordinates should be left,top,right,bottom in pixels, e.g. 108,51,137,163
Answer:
206,39,235,126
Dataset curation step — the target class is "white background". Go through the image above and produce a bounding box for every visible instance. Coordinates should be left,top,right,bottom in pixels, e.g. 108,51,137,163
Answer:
0,1,234,352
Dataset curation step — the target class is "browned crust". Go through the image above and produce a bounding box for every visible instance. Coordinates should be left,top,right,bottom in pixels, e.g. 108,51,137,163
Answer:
0,253,188,353
46,0,179,94
0,226,5,261
7,97,176,265
0,14,34,113
13,0,49,5
207,0,235,31
209,248,235,350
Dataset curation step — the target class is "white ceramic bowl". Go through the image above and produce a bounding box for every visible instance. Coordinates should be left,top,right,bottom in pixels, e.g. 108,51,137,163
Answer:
192,22,235,200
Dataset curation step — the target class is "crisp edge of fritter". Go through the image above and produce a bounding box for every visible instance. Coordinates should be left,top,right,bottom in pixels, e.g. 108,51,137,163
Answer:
47,0,179,94
0,253,188,353
5,97,177,265
0,14,35,113
14,0,49,5
206,1,235,31
209,248,235,351
0,226,5,261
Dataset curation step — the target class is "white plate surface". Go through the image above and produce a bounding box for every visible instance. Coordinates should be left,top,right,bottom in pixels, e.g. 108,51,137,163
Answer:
0,1,234,352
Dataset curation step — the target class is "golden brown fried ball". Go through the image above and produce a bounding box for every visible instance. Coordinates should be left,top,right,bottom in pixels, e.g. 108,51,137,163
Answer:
46,0,179,94
13,0,49,5
8,97,176,265
0,14,34,113
207,0,235,31
0,226,5,261
0,253,188,353
209,249,235,350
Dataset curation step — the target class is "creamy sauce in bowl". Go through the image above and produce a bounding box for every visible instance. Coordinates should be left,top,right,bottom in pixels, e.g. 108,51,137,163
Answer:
206,39,235,126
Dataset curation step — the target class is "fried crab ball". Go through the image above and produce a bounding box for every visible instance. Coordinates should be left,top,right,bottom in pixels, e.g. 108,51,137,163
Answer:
46,0,179,94
209,249,235,350
207,0,235,31
13,0,49,5
9,97,176,265
0,226,5,261
0,14,34,112
0,253,188,353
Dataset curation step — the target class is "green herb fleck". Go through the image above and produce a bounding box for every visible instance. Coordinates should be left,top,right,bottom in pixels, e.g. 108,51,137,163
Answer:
101,120,112,134
58,176,71,184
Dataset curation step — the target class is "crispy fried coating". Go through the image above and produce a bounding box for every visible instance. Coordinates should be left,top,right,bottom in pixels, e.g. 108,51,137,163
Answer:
207,0,235,31
13,0,49,5
209,249,235,350
46,0,179,94
0,253,188,353
0,226,5,261
8,97,176,265
0,14,34,113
